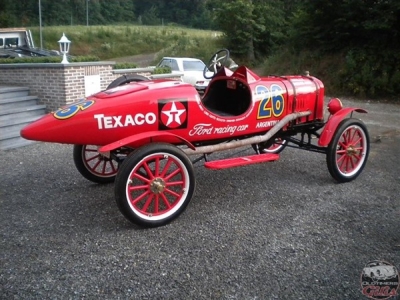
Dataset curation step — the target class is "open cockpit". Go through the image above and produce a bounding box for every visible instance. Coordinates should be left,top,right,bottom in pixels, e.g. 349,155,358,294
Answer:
201,77,252,117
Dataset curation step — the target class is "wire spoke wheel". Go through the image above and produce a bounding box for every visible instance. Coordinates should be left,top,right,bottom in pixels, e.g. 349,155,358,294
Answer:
327,118,369,182
115,143,195,227
73,145,118,183
252,138,287,154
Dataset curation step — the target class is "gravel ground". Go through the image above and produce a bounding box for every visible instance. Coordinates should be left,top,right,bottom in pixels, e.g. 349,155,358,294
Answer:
1,98,399,300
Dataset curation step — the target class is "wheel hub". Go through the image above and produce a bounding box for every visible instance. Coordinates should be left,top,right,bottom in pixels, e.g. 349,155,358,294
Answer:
99,154,111,161
150,178,166,194
346,145,357,156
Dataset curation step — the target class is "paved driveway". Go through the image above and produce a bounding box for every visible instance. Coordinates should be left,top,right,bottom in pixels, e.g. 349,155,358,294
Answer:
1,98,399,299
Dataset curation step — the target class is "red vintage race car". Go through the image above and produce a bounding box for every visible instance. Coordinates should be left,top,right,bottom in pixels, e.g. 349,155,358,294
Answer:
21,49,370,227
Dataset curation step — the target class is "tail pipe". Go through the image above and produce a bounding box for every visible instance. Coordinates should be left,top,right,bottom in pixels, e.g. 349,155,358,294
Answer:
183,110,311,156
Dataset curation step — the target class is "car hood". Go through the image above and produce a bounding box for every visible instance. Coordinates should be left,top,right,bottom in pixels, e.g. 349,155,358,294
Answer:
20,79,198,145
95,80,189,98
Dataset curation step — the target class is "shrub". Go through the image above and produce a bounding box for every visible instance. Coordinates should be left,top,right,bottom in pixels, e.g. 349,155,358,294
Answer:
0,55,100,64
113,62,137,69
153,66,172,74
339,48,400,99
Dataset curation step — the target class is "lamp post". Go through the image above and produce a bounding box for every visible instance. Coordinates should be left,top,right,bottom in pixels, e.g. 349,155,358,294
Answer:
86,0,89,26
58,33,71,64
39,0,43,49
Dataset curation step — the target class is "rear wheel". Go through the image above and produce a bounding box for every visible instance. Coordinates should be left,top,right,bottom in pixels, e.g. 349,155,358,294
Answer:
73,145,118,184
326,118,369,182
107,74,148,90
115,143,195,227
252,138,287,154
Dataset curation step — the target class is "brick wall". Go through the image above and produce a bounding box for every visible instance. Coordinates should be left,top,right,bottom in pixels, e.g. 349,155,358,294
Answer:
0,62,182,113
0,62,115,112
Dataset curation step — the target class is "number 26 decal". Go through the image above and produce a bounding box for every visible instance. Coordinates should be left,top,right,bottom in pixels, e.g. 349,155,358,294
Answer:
256,85,284,119
54,99,95,120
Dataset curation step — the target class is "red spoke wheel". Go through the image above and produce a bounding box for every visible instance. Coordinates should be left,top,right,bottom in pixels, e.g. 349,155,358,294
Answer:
73,145,118,184
115,143,195,227
326,118,369,182
252,138,287,154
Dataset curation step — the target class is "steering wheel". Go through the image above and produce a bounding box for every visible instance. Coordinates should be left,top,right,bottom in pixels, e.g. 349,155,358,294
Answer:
203,49,230,79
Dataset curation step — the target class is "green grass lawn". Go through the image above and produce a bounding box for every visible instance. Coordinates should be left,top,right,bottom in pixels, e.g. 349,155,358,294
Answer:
29,25,224,64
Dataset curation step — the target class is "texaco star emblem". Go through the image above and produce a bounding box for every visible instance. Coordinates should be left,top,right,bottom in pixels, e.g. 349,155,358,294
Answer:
160,101,187,129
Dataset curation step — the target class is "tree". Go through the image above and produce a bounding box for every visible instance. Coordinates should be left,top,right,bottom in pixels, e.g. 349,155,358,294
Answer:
211,0,286,60
288,0,400,98
211,0,255,59
0,0,18,27
292,0,400,52
141,5,160,25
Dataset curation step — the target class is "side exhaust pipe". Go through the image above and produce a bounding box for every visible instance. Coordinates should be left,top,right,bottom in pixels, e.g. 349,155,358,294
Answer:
183,111,311,156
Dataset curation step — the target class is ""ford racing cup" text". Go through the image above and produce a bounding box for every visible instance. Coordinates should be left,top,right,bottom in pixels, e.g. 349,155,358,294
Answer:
189,123,248,136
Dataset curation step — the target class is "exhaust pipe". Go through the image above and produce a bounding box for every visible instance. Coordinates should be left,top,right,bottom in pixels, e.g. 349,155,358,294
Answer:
183,110,311,156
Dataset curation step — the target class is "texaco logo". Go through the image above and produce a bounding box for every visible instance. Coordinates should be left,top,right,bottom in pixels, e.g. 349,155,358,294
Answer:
361,260,399,299
158,100,188,130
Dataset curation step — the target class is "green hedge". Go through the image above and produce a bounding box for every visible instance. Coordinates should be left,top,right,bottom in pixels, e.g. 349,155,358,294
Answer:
113,62,137,69
0,55,100,64
0,56,139,70
153,66,172,74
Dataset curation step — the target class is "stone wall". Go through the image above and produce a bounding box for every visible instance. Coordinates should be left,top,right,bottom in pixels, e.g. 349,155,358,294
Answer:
0,62,116,112
0,62,182,113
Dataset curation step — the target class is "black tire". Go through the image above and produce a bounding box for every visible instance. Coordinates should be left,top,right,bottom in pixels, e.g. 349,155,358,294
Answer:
252,138,287,154
326,118,369,182
107,74,148,90
115,143,196,227
73,145,118,184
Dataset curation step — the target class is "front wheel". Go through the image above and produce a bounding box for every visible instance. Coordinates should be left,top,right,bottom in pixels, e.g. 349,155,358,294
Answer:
326,118,369,182
115,143,195,227
73,145,118,184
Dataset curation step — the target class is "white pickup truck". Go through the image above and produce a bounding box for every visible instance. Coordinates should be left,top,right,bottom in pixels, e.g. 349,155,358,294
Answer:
0,27,58,58
0,28,34,49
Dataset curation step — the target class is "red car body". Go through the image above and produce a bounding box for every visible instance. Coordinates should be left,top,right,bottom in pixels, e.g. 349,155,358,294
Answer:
21,51,370,227
22,66,326,147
